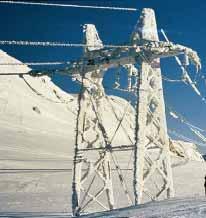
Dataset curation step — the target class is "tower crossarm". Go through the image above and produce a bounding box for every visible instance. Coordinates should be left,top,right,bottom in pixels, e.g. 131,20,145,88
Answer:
141,41,201,71
28,40,201,80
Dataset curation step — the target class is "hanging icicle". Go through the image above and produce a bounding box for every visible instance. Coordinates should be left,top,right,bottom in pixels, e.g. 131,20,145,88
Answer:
114,70,121,89
183,54,189,67
124,64,138,92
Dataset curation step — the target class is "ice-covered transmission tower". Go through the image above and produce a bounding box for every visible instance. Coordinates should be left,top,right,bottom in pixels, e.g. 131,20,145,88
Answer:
133,9,174,204
0,3,201,217
70,8,201,217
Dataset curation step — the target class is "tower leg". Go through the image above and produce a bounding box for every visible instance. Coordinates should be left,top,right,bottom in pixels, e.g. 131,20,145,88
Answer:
102,151,115,210
133,8,174,203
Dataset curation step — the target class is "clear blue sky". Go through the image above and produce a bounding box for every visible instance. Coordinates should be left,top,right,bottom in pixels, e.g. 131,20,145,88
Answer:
0,0,206,152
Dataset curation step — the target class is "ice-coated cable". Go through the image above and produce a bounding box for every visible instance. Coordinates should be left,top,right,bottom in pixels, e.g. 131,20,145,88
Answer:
0,40,134,48
0,1,137,11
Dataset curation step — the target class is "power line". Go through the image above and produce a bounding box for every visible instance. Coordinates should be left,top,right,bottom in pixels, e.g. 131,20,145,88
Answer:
0,168,72,171
167,105,206,133
0,168,133,172
0,40,134,48
0,72,51,76
161,29,206,104
168,129,206,147
0,1,137,11
167,105,206,145
163,75,183,83
0,60,185,80
0,61,70,66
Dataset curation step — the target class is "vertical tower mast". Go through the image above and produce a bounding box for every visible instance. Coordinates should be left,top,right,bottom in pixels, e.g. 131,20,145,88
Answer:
71,25,115,217
133,8,174,204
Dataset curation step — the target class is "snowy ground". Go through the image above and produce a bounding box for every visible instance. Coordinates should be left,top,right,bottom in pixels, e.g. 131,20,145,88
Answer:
0,196,206,217
82,197,206,218
0,50,205,217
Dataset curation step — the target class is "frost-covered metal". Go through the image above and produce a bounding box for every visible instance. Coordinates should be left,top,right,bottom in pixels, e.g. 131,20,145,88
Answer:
71,24,114,217
68,8,201,217
133,8,174,204
0,4,203,217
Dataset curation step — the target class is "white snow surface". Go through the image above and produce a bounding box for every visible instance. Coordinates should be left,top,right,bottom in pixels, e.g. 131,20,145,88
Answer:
81,197,206,218
0,50,205,217
170,140,204,162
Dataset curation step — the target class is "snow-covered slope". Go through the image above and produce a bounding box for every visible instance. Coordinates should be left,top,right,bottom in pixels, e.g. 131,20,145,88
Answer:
0,50,205,215
0,50,76,135
82,197,206,218
170,140,204,162
0,197,206,217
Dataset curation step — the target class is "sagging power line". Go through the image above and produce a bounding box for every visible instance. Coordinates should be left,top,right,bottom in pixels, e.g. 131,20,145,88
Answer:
0,61,70,66
167,106,206,145
168,129,206,147
0,1,137,11
0,40,134,48
161,29,206,103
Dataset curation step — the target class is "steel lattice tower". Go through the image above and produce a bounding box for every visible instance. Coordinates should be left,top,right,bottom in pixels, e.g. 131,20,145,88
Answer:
133,9,174,204
71,7,201,216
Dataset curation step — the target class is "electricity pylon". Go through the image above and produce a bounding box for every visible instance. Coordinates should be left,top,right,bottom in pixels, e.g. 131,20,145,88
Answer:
0,4,201,217
70,8,201,217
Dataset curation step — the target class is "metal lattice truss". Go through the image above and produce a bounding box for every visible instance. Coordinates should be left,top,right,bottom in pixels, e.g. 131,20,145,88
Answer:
0,6,197,217
133,9,174,204
72,76,134,215
134,60,174,203
66,8,201,217
0,4,202,217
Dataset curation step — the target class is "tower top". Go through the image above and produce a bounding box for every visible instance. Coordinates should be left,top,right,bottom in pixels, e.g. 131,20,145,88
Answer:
131,8,158,44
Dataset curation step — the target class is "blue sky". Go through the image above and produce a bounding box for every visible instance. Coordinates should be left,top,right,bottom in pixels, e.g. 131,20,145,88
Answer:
0,0,206,152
